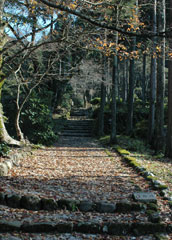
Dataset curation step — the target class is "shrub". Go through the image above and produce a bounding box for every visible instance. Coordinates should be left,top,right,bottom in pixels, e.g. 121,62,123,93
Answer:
0,143,10,157
90,97,101,105
22,92,58,145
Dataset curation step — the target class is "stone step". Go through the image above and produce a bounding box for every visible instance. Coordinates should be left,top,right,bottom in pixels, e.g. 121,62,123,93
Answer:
61,133,93,137
0,232,164,240
0,219,169,235
0,191,158,214
64,126,93,130
66,121,93,124
62,130,92,134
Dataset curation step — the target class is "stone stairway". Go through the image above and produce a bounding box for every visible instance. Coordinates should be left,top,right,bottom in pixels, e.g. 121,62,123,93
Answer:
0,110,171,239
61,108,94,137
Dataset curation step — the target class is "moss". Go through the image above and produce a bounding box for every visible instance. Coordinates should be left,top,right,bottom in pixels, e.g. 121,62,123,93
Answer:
146,175,158,181
124,156,136,162
154,233,169,240
168,201,172,208
104,149,111,156
147,203,158,211
99,135,110,145
116,146,130,155
155,185,168,190
146,209,157,215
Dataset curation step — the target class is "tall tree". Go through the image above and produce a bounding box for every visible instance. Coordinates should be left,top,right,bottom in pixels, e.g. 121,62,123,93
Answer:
98,55,106,137
148,0,157,144
165,0,172,157
154,0,166,152
127,0,138,135
0,0,20,145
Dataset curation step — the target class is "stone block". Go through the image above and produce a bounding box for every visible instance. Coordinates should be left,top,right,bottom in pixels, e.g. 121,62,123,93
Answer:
21,195,41,210
6,194,21,208
55,222,73,233
133,192,157,203
107,223,132,235
96,201,116,213
21,222,55,233
74,222,101,234
78,200,94,212
0,220,21,232
41,198,58,210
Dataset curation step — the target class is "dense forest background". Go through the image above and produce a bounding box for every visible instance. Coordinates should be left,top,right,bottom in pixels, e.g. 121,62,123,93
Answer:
0,0,172,157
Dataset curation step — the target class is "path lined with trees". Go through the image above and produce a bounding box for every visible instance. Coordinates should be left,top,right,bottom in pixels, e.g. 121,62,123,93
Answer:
0,0,172,156
0,0,172,238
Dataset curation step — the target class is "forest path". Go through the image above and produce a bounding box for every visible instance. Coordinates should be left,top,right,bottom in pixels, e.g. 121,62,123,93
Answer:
0,132,171,238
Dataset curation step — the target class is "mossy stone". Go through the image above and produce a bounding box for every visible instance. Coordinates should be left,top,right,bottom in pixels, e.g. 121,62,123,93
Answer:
154,185,168,190
148,212,161,223
132,223,166,235
116,200,132,212
0,192,5,204
58,199,79,211
74,222,101,234
147,203,158,211
21,195,41,210
41,198,58,210
6,194,21,208
116,147,130,155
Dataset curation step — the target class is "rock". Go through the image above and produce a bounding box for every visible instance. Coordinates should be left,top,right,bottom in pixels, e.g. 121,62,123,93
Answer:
96,201,116,213
116,200,132,212
9,153,22,166
131,203,146,211
74,222,101,234
41,198,58,210
57,199,79,211
132,223,166,235
142,171,154,177
146,203,158,211
0,163,8,176
0,192,6,204
4,160,13,170
107,223,132,235
6,194,21,208
21,222,55,233
21,195,41,210
148,212,161,223
78,200,94,212
152,180,164,186
133,192,157,203
167,223,172,233
55,222,73,233
0,220,21,232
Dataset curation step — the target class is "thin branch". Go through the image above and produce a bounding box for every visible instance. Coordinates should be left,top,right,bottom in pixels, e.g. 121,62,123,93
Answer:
38,0,172,38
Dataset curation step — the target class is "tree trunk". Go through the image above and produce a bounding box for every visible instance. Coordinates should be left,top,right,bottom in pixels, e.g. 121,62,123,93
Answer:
15,109,25,141
127,0,138,135
148,0,157,144
0,1,20,146
110,54,118,144
122,60,127,102
154,0,166,152
165,0,172,157
98,56,106,137
127,51,135,135
142,54,146,103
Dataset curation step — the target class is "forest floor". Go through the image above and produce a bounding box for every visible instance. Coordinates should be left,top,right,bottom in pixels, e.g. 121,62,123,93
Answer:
0,135,171,239
99,135,172,199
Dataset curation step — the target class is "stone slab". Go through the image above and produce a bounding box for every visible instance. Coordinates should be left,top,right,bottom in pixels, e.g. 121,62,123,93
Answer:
133,192,157,203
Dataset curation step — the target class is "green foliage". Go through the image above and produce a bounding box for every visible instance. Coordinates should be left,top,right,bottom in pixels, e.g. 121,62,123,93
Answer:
90,97,101,105
0,143,10,157
99,135,110,145
22,91,58,145
116,146,130,155
117,135,150,153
